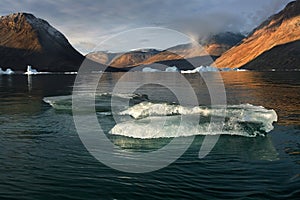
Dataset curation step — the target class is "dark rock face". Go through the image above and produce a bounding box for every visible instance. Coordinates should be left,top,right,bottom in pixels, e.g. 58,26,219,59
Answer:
0,13,84,72
241,40,300,70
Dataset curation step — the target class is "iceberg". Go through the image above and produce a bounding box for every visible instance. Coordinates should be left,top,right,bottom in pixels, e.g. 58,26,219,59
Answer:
24,65,38,75
0,68,14,75
142,67,162,72
142,66,179,72
220,68,232,72
181,66,219,73
64,72,78,75
234,68,247,71
43,92,148,111
141,65,247,73
111,103,278,138
221,68,247,72
165,66,179,72
181,66,248,73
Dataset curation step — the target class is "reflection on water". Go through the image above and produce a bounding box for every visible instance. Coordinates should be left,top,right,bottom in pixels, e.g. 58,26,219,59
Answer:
0,72,299,199
110,134,278,161
220,72,300,125
1,72,299,121
27,75,32,92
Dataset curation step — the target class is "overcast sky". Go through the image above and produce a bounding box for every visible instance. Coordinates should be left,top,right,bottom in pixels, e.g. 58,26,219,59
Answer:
0,0,293,54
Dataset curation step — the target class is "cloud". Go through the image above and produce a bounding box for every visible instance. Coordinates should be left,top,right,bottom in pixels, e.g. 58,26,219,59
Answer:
0,0,293,53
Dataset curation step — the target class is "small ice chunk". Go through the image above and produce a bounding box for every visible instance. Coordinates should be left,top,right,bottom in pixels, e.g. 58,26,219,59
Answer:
165,66,179,72
24,65,38,75
181,66,219,73
142,67,161,72
0,68,14,75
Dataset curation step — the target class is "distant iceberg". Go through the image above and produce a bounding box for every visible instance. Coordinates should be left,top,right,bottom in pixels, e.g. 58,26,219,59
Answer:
181,66,248,73
64,71,78,75
181,66,219,73
165,66,179,72
142,66,179,72
0,68,14,75
142,67,162,72
24,65,38,75
141,65,247,73
220,68,232,72
234,68,248,72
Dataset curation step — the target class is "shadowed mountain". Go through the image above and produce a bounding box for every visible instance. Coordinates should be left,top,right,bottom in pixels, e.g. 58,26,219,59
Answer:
241,40,300,70
215,0,300,70
0,12,84,72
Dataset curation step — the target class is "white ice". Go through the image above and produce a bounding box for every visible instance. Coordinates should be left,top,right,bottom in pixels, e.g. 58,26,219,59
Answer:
24,65,38,75
142,67,162,72
112,102,278,138
165,66,179,72
180,66,219,73
0,68,14,75
181,66,248,73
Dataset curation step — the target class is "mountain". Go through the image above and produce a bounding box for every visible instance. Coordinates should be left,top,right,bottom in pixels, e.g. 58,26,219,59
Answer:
86,49,161,68
215,0,300,70
109,49,161,68
86,51,121,66
241,40,300,70
200,32,245,56
142,32,244,65
0,13,84,72
87,32,244,68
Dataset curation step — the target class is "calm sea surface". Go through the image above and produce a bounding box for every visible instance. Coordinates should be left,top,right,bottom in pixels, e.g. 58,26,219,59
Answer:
0,71,299,199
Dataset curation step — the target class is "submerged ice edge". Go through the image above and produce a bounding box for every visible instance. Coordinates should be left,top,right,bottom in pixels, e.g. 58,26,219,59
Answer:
44,93,148,102
42,93,149,110
109,115,277,139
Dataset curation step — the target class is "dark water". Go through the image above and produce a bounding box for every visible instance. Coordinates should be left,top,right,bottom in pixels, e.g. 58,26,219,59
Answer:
0,72,299,199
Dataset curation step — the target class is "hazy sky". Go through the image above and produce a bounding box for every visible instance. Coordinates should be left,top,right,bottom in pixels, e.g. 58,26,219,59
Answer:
0,0,293,54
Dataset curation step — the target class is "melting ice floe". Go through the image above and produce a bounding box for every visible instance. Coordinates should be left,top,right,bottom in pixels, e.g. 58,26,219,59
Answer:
43,93,148,111
44,93,278,138
0,67,14,75
111,102,278,138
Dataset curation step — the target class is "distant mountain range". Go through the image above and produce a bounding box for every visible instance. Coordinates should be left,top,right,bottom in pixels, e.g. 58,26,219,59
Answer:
0,0,299,72
86,32,244,69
